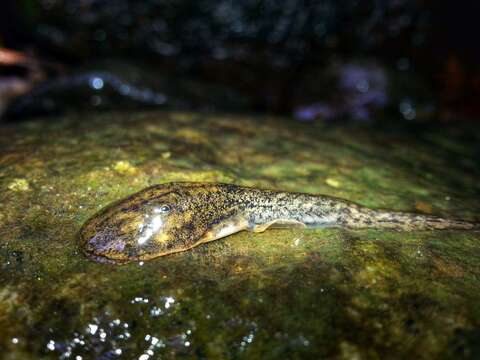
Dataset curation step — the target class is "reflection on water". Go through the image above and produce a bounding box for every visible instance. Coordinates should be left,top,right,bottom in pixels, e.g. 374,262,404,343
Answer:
42,294,195,359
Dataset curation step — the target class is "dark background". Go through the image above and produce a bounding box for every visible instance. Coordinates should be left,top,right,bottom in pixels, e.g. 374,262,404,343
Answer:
1,0,479,122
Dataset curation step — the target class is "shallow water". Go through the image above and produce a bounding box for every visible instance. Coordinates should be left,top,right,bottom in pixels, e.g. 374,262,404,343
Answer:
0,112,479,359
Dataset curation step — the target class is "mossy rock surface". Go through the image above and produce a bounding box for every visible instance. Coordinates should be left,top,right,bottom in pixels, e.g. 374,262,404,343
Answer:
0,111,479,359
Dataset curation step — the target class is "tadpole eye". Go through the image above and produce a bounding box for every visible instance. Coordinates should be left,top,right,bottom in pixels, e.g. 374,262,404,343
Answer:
158,205,171,213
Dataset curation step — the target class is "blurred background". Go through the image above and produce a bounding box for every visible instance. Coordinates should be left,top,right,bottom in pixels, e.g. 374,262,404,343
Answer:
0,0,479,123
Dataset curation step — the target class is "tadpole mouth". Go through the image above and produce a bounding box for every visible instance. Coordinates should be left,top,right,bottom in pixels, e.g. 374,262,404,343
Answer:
79,228,133,264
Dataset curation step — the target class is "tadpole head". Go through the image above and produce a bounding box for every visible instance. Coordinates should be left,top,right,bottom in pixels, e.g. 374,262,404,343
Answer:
79,185,191,264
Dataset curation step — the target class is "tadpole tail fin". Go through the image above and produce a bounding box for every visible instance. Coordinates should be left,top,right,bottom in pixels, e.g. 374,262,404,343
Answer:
344,207,478,231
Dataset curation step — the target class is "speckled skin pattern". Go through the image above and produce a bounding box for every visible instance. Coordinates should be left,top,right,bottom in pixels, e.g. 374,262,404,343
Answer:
79,182,478,264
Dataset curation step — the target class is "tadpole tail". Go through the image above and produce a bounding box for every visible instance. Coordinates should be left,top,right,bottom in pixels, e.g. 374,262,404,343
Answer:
342,207,478,231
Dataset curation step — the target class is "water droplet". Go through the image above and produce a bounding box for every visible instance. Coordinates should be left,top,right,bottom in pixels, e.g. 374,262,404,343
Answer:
90,77,104,90
47,340,56,351
87,324,98,335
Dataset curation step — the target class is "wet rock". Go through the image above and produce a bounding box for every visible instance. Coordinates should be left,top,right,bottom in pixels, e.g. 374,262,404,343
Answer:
0,111,479,359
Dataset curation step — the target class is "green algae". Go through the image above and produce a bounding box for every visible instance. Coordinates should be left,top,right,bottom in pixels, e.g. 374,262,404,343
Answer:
0,112,479,359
